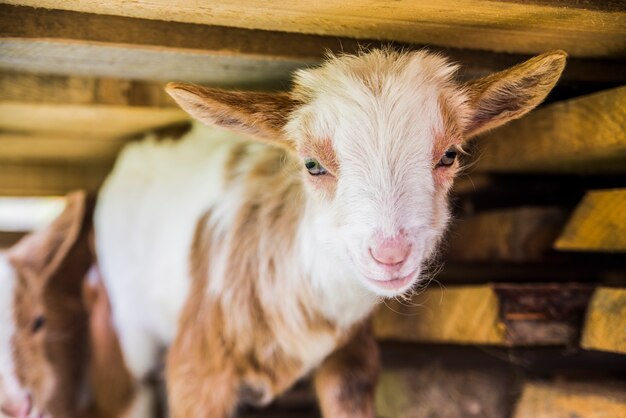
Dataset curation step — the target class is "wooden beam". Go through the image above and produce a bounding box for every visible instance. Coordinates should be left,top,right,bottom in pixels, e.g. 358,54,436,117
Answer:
373,284,594,346
0,102,188,140
376,366,518,418
0,133,125,163
446,207,568,262
0,161,112,196
581,287,626,354
4,1,626,58
0,71,176,107
474,86,626,174
512,380,626,418
555,189,626,252
1,5,625,86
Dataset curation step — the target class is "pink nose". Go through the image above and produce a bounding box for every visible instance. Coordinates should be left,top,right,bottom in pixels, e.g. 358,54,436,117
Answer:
1,394,32,418
369,233,411,267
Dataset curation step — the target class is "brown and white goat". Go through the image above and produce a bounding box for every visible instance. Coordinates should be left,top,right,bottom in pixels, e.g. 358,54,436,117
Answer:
94,49,566,417
0,192,134,418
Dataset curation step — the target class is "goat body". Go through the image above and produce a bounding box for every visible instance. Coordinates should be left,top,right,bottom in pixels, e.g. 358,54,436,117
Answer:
95,49,566,417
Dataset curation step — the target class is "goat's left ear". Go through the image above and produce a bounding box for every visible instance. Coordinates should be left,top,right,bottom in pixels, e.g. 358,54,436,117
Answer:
8,191,87,281
166,83,298,150
463,50,567,138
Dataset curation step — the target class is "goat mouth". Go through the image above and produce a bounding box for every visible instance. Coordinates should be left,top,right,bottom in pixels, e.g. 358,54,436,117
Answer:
366,270,418,291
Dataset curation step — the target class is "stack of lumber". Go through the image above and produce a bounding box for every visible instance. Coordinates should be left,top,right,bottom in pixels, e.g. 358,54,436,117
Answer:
1,2,625,417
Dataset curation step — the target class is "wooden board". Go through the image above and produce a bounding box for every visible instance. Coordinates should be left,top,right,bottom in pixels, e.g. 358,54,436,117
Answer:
0,39,308,88
2,5,625,87
0,102,188,140
0,71,176,107
0,133,125,163
555,189,626,252
474,86,626,174
376,366,518,418
446,207,568,262
0,161,112,196
375,285,506,345
373,284,593,346
5,1,626,58
581,287,626,354
512,380,626,418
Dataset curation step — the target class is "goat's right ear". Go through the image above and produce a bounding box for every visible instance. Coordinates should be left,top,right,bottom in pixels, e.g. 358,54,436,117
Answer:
166,83,299,150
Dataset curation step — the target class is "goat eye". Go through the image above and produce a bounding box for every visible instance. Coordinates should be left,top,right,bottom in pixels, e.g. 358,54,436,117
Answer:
31,316,46,333
437,148,457,167
304,158,328,176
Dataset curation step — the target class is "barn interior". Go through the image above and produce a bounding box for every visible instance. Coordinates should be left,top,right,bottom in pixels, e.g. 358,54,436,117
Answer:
0,2,625,417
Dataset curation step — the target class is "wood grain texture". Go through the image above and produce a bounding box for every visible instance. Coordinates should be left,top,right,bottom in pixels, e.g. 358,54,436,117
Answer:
0,39,309,88
373,285,506,344
581,287,626,354
0,71,176,107
474,86,626,173
0,162,112,196
0,133,125,163
5,1,626,58
376,366,518,418
446,207,568,262
555,189,626,252
373,285,507,345
373,284,593,346
0,102,188,140
2,5,625,87
512,380,626,418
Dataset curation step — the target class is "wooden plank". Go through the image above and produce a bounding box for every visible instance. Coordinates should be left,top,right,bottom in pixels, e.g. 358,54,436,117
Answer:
1,5,625,86
0,39,309,88
0,162,112,196
5,1,626,58
555,189,626,252
375,285,506,345
0,71,176,107
0,133,125,163
581,287,626,354
446,207,568,262
373,284,593,346
376,366,518,418
512,380,626,418
0,102,188,140
474,86,626,174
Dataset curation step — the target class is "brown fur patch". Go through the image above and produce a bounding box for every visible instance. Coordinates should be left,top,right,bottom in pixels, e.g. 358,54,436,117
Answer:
223,142,249,184
299,138,339,199
81,265,135,418
314,323,380,418
166,211,240,417
302,137,340,176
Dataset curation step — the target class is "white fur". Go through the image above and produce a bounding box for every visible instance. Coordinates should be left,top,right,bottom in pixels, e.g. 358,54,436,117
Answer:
0,253,24,412
95,125,241,377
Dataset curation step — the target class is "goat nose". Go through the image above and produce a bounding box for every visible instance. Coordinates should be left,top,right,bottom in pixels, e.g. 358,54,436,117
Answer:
369,235,411,266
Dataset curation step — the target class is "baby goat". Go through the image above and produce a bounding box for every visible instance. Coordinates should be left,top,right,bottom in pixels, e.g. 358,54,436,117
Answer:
0,192,134,418
95,48,566,417
0,192,93,418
